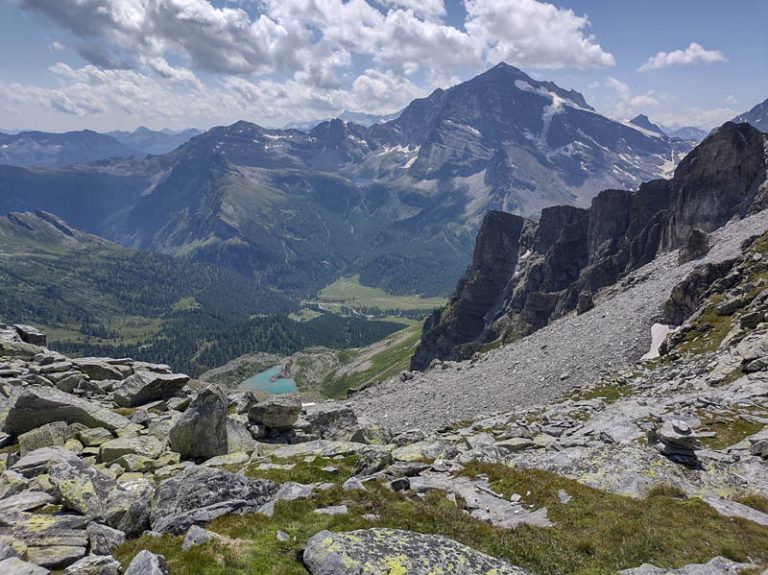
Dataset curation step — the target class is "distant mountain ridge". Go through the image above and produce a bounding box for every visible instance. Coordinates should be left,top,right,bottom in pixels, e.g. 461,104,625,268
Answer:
0,63,695,296
0,130,136,166
107,127,204,156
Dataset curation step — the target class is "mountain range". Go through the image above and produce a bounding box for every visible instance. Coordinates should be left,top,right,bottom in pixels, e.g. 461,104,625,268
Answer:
0,127,202,166
0,63,704,297
732,95,768,132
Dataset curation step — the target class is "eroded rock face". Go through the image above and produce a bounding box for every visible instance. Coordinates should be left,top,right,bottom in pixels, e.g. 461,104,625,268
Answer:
169,388,228,459
303,528,531,575
150,467,279,533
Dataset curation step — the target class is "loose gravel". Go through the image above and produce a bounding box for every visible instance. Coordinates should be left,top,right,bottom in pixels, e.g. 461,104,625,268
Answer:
347,211,768,432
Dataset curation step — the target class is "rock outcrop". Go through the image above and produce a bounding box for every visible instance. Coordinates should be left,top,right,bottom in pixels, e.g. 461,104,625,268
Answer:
303,528,531,575
413,122,768,369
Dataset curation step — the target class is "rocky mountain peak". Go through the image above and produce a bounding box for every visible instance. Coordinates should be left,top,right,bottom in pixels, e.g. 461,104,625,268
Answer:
630,114,664,135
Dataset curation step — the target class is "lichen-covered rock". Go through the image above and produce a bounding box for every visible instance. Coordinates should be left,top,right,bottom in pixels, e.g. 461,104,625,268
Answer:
112,371,189,408
181,525,214,550
169,388,228,459
0,557,50,575
11,447,80,478
49,459,117,519
104,479,154,538
123,551,168,575
248,396,301,429
99,436,164,464
3,387,130,435
18,422,69,456
303,528,530,575
62,555,121,575
85,523,125,556
150,466,279,533
391,440,459,462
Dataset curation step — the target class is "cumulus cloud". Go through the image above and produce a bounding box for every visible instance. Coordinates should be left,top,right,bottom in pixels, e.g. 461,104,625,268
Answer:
605,77,659,119
15,0,616,128
638,42,726,72
465,0,615,69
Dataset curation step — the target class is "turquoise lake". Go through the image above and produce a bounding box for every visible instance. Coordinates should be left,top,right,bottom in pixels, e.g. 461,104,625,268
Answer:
241,365,298,394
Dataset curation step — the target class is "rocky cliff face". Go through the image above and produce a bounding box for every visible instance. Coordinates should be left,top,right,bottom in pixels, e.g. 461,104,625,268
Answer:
412,122,768,370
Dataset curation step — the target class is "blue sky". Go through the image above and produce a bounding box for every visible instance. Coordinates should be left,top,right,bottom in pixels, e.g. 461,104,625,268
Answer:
0,0,766,132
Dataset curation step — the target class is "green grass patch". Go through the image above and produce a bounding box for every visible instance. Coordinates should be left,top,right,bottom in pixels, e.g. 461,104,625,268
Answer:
735,492,768,514
697,412,764,450
317,275,444,311
646,483,687,499
673,303,733,356
320,323,422,398
114,463,768,575
571,382,634,403
245,456,357,485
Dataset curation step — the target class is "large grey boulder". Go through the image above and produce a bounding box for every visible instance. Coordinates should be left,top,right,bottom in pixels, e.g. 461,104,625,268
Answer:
248,396,301,429
13,325,47,347
112,371,189,408
72,359,124,381
49,459,117,520
150,467,279,533
303,528,530,575
124,551,168,575
3,387,130,435
304,405,358,439
169,388,228,459
104,483,154,539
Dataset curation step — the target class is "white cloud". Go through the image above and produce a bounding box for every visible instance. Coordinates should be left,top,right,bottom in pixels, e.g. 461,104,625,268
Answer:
605,77,659,119
654,107,736,130
378,0,446,20
638,42,726,72
14,0,617,129
464,0,615,69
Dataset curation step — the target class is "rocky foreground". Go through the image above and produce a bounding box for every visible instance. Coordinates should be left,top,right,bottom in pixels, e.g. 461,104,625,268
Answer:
2,236,768,573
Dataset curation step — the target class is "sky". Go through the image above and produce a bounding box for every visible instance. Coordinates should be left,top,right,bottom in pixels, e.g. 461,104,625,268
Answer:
0,0,766,133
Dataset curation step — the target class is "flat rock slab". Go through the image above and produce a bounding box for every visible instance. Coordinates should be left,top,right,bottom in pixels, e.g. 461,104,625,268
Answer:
0,492,55,514
303,528,531,575
11,448,80,478
3,387,130,435
267,440,362,459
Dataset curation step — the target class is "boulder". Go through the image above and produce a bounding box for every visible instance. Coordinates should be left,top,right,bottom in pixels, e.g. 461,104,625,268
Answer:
304,405,358,439
3,387,130,435
303,528,530,575
99,436,164,464
112,371,189,408
85,523,125,556
13,325,47,347
248,396,301,429
0,535,29,561
0,557,50,575
124,551,168,575
11,447,80,478
71,359,123,382
62,555,120,575
182,525,214,550
150,466,279,533
18,422,69,456
49,459,117,519
619,556,752,575
0,470,29,499
169,388,228,459
104,482,153,538
225,417,258,454
0,491,55,514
